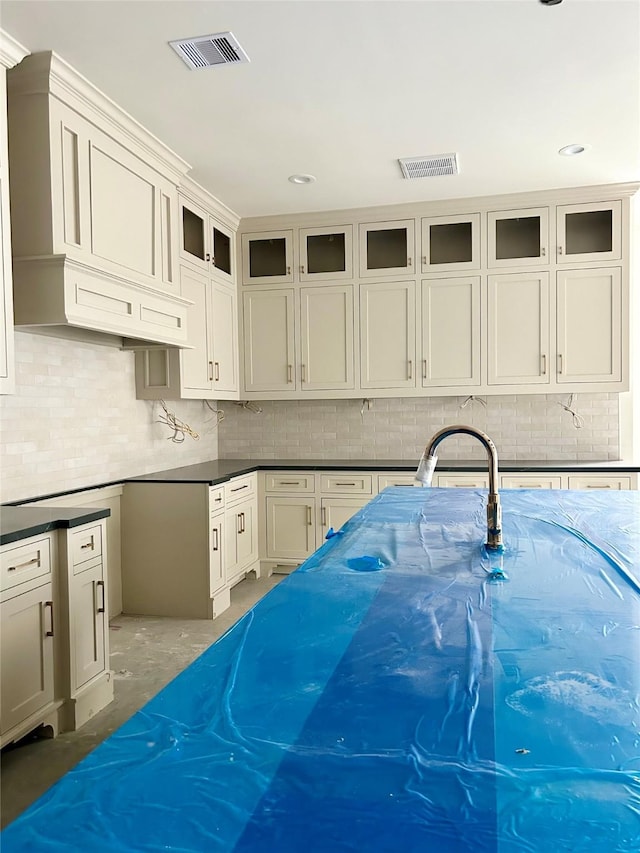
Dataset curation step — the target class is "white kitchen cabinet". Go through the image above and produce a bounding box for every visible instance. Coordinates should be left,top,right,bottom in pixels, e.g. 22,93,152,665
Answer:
501,474,562,489
242,230,294,285
0,533,57,746
224,474,259,586
421,277,480,387
300,285,354,391
243,288,296,392
556,267,622,384
320,497,369,536
567,475,632,491
360,281,416,389
556,201,621,264
179,195,235,285
487,272,550,386
299,225,353,281
209,505,226,596
488,207,549,268
436,474,490,488
265,496,317,561
377,474,418,490
421,213,480,273
211,280,239,393
359,219,416,278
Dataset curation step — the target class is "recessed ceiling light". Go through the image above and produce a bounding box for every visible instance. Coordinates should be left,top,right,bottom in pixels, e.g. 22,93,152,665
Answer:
558,144,587,156
288,174,316,185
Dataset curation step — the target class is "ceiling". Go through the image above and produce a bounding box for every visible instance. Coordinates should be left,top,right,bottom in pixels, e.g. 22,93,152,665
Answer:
2,1,638,219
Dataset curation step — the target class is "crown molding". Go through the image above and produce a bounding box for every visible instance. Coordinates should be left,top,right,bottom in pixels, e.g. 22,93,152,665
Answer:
0,29,29,70
179,174,240,231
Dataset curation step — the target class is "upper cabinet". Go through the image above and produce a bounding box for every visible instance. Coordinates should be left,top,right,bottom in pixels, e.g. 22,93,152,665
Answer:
421,213,481,273
241,230,294,285
358,219,415,278
179,196,235,285
7,51,193,346
556,201,621,264
299,225,352,281
487,207,549,268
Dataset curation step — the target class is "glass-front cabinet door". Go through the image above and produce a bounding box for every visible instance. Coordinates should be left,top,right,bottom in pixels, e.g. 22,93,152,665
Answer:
299,225,352,281
358,220,415,278
556,201,621,264
488,207,549,268
421,213,481,273
209,219,234,284
241,230,294,285
179,198,209,272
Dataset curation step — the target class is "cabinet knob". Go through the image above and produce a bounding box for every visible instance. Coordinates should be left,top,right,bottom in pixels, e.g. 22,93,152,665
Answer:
300,265,305,274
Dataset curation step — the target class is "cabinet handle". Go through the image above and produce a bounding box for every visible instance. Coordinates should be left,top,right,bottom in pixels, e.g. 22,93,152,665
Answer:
558,246,564,255
212,526,219,551
96,580,105,614
208,361,214,381
7,555,40,571
279,481,301,485
230,483,249,492
237,512,243,534
214,361,220,382
301,364,306,382
214,494,223,502
422,256,427,265
206,253,211,262
287,266,291,275
336,482,356,486
541,354,547,375
321,506,326,526
422,359,427,379
45,601,54,637
558,353,563,374
408,360,413,379
211,256,216,266
586,484,611,489
407,257,412,267
541,246,546,257
300,265,305,274
307,506,312,526
287,364,293,383
80,536,95,551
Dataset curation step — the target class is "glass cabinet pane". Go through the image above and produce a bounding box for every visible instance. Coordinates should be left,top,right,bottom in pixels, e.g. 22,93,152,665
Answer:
564,210,612,256
182,207,205,261
495,216,540,260
213,226,232,275
249,237,288,278
306,232,346,274
430,222,473,265
367,228,407,270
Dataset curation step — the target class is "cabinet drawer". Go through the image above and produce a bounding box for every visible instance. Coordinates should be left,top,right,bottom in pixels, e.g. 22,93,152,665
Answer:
225,473,257,505
1,536,52,594
70,524,103,567
265,473,315,493
501,475,562,490
320,474,373,495
209,486,225,512
378,474,417,491
436,474,490,488
567,476,631,491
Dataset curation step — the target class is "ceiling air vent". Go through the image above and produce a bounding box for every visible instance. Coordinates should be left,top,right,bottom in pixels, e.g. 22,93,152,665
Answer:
169,32,250,69
398,153,459,179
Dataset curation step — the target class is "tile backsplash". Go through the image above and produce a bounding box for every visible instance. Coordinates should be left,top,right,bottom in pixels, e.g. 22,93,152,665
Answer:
218,394,620,462
0,332,220,503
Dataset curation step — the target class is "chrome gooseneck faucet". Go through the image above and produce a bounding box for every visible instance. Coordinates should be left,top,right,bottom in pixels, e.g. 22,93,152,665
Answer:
416,425,504,551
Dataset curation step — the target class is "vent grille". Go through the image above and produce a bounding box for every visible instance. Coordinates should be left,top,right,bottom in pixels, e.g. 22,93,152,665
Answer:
398,153,459,179
169,32,250,69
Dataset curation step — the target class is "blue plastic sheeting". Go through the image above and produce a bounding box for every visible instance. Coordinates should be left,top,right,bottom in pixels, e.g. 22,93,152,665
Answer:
3,488,640,852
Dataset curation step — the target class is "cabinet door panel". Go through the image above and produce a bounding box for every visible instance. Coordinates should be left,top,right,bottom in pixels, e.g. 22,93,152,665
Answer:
556,268,622,383
1,584,54,733
179,198,208,271
72,564,106,689
210,514,225,594
488,207,549,268
557,201,621,263
421,277,480,386
266,497,316,560
487,273,549,385
421,213,480,272
243,290,295,391
321,497,369,536
180,266,213,393
360,281,416,389
89,142,156,277
241,231,294,285
212,282,238,393
301,285,354,390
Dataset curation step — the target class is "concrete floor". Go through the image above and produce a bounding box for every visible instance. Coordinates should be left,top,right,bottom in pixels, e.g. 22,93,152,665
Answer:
0,572,284,830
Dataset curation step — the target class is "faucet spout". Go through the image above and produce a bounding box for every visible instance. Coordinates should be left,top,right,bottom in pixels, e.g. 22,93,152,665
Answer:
415,424,504,551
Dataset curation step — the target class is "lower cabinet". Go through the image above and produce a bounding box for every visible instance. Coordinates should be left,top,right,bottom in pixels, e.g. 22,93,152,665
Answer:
121,474,260,620
0,520,112,747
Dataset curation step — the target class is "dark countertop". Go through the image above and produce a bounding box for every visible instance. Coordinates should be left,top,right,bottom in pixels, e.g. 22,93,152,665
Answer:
0,506,111,546
125,457,640,485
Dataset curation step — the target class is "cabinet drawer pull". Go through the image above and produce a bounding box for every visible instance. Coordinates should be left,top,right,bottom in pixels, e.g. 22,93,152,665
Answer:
96,580,106,614
279,481,301,485
7,555,40,572
586,484,611,489
214,494,223,502
212,526,219,551
230,483,249,492
45,601,54,637
80,536,95,551
335,482,356,487
214,361,220,382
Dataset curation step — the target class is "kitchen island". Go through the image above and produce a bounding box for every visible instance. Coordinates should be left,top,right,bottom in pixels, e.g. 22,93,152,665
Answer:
2,486,639,851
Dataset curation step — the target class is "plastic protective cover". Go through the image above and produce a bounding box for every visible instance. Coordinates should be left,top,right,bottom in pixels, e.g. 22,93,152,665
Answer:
2,488,639,852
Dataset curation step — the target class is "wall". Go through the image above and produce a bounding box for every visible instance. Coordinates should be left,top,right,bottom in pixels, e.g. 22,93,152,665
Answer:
0,331,220,503
218,394,620,462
